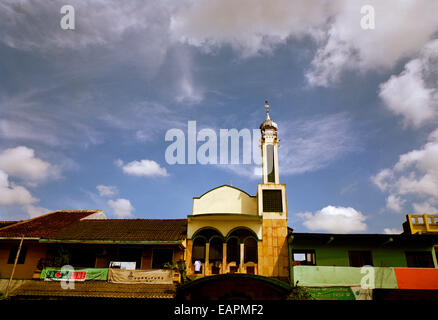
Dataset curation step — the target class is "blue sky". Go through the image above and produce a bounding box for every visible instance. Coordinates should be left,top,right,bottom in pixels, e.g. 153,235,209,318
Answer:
1,1,438,234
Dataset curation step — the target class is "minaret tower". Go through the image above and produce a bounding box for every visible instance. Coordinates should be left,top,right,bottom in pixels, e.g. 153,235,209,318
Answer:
260,100,280,184
257,101,289,279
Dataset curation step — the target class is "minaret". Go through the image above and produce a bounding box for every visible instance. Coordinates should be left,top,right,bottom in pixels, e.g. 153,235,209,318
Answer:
260,100,280,184
257,100,289,279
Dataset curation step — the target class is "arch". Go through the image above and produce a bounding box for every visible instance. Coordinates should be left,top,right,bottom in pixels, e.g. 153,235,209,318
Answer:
192,185,258,216
226,226,258,243
192,227,224,242
194,184,255,199
176,274,292,300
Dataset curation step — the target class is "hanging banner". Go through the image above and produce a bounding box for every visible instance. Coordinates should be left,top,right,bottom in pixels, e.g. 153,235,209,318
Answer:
108,269,173,284
306,286,372,300
41,268,108,281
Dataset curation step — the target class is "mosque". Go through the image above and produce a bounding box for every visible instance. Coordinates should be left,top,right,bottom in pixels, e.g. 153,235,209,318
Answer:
1,101,437,300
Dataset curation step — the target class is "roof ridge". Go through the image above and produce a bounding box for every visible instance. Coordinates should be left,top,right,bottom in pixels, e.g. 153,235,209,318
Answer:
0,210,99,233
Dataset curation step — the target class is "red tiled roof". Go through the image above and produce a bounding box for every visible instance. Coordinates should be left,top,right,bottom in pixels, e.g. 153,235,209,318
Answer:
11,280,176,298
47,219,187,242
0,221,18,229
0,211,101,238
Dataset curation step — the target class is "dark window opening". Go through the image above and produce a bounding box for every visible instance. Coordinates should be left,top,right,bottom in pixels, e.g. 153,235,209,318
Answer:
229,266,238,274
152,249,173,269
227,238,240,264
7,245,27,264
192,238,206,263
246,266,255,274
292,250,316,266
116,247,143,269
209,238,223,262
262,190,283,212
211,266,220,274
244,238,258,263
406,251,434,268
349,251,373,267
266,144,275,182
69,247,97,268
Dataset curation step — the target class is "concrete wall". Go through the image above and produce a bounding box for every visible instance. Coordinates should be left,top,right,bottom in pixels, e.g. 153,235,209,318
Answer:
259,219,289,278
0,241,46,279
193,186,257,215
291,242,437,268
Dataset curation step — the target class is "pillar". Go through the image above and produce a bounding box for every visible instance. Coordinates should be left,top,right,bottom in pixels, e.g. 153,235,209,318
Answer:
240,242,245,273
205,243,210,276
222,242,227,274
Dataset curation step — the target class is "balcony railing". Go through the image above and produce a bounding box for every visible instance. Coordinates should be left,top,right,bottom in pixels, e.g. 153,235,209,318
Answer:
407,214,438,234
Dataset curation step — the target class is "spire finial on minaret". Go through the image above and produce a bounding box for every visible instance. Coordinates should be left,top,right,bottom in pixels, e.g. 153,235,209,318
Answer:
264,100,270,120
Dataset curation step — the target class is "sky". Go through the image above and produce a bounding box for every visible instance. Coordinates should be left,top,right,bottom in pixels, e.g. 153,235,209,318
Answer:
0,0,438,234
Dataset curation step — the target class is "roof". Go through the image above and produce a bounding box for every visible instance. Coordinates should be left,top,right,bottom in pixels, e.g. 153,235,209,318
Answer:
45,219,187,243
0,211,101,239
0,221,18,229
10,280,176,299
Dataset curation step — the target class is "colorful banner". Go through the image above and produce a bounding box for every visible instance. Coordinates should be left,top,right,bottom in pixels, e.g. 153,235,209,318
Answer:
108,269,173,284
41,268,108,281
307,286,372,300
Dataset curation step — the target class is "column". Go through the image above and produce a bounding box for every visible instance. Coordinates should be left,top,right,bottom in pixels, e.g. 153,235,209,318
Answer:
240,242,245,273
222,242,227,274
205,242,210,276
186,240,193,276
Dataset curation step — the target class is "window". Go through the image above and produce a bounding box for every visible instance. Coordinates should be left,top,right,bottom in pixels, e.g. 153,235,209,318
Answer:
406,251,434,268
152,249,173,269
349,251,373,267
246,266,255,274
292,250,316,266
262,190,283,212
266,145,275,182
7,245,27,264
70,247,96,268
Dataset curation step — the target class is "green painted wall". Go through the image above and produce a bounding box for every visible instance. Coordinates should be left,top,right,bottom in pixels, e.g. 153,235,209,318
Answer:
293,266,398,288
290,242,437,268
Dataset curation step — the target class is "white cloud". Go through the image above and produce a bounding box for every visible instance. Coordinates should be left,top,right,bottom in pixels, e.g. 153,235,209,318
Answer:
96,185,119,197
383,228,401,234
170,0,438,85
386,194,405,213
412,199,438,214
108,198,134,218
24,204,49,218
372,129,438,213
0,146,51,180
379,40,438,128
171,0,333,57
121,159,169,177
0,170,37,206
306,1,438,86
298,205,367,233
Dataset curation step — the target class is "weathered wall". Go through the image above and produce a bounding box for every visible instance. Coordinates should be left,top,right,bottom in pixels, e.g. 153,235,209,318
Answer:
0,241,46,279
259,219,289,278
